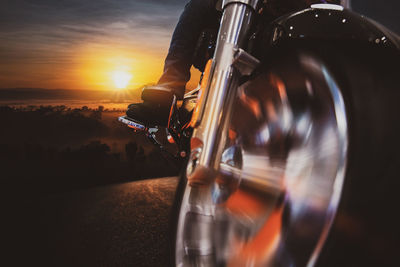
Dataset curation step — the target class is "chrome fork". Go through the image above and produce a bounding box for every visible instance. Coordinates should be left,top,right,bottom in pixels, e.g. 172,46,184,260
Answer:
187,0,260,184
175,0,261,265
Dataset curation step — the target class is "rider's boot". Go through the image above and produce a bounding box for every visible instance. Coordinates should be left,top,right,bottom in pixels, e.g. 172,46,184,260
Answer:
126,85,176,127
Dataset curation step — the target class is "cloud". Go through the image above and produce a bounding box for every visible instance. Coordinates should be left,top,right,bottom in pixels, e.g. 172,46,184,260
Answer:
0,0,188,88
0,0,185,47
0,0,185,30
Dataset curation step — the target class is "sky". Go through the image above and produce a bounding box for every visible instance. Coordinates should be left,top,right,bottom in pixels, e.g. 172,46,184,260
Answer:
0,0,399,91
0,0,188,90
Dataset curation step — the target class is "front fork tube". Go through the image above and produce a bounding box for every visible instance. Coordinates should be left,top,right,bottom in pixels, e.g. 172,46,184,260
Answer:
176,2,260,263
187,0,257,184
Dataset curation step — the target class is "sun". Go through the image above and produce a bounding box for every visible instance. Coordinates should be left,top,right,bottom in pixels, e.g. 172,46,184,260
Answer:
111,70,132,89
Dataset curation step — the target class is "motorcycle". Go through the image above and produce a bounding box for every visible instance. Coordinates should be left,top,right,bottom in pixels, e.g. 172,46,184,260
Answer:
119,1,400,266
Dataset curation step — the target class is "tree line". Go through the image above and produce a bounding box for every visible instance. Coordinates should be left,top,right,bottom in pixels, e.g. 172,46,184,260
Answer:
0,105,181,194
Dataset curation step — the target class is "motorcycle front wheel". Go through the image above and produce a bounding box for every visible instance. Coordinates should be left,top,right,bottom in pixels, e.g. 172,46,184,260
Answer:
170,40,400,267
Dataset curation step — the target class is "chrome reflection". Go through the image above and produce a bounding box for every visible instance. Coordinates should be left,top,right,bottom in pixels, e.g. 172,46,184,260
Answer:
175,54,348,266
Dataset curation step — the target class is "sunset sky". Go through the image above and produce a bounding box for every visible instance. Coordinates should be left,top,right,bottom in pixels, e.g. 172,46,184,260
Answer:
0,0,190,91
0,0,399,91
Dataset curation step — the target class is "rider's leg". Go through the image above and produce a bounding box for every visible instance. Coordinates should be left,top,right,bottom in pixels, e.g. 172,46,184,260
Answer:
126,0,220,126
157,0,221,99
126,0,342,126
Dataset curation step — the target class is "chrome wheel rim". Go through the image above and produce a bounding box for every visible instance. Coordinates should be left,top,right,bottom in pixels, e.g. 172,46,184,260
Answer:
175,54,348,267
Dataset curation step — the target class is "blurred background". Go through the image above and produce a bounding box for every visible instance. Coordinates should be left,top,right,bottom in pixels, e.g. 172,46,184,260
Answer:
0,0,399,208
0,1,398,266
351,0,400,33
0,0,398,202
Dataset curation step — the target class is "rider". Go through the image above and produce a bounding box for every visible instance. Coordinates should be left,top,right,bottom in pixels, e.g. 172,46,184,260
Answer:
126,0,344,127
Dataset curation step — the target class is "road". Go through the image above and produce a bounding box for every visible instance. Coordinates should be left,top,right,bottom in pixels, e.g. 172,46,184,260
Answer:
6,177,179,266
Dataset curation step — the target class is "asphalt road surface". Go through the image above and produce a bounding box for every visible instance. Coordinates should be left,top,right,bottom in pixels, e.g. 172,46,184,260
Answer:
6,177,179,266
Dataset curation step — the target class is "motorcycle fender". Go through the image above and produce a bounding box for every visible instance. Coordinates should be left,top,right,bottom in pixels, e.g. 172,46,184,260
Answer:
267,6,400,50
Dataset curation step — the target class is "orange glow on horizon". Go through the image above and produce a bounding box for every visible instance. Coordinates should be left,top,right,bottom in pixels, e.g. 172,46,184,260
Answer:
74,43,202,92
0,41,203,92
75,44,164,91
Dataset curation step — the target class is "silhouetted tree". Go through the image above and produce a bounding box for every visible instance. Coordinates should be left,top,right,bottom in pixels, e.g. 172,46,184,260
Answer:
125,142,138,162
90,110,102,120
78,141,110,160
0,104,180,193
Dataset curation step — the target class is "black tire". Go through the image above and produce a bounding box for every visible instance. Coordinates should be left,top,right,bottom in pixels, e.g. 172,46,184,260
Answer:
259,39,400,266
307,41,400,267
170,39,400,267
